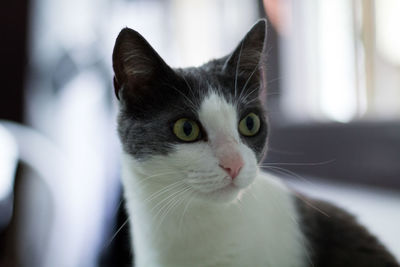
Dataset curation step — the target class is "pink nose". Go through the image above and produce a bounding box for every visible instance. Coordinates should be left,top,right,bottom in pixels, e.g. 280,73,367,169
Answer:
219,156,244,179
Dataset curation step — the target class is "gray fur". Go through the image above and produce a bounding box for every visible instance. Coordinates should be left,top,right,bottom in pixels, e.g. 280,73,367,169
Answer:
113,20,268,161
295,195,399,266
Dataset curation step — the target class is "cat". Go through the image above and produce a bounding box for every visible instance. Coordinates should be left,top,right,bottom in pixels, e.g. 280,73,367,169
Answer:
112,19,399,267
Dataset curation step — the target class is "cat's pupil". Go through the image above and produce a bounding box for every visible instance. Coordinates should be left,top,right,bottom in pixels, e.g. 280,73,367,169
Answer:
183,121,192,136
246,116,254,130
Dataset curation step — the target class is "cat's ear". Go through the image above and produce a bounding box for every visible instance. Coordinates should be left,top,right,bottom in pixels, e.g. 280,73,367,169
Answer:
112,28,172,101
223,19,268,102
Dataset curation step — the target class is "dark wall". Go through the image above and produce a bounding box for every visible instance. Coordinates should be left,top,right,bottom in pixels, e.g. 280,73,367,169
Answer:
265,122,400,190
0,1,29,266
0,0,29,122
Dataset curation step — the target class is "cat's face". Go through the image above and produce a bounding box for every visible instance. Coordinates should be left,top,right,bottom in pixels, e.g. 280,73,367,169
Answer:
113,20,268,202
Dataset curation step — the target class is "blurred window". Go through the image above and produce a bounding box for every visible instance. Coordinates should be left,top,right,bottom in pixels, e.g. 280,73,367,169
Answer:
281,0,400,122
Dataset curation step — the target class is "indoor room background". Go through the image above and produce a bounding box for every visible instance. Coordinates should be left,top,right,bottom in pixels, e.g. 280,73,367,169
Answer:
1,0,399,266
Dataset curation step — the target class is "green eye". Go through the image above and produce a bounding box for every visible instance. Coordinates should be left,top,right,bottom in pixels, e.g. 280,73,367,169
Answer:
239,113,260,136
173,118,200,142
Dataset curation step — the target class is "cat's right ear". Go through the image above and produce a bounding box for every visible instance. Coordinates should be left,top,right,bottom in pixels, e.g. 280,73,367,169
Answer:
112,28,171,101
222,19,268,104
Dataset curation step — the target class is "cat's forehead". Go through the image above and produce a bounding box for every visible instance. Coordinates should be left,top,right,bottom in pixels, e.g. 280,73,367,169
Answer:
198,91,240,141
176,64,253,107
175,65,223,93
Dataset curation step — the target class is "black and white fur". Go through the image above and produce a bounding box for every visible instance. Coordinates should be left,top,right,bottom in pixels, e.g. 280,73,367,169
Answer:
112,20,399,267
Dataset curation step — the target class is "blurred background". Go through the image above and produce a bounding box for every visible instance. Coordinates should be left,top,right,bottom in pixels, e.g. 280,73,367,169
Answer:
0,0,399,266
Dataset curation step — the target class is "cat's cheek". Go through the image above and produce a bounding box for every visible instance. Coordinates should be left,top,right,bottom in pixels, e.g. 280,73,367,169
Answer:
233,167,257,189
234,169,257,188
233,145,259,188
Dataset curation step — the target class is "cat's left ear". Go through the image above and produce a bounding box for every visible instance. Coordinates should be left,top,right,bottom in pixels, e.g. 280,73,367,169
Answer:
223,19,268,103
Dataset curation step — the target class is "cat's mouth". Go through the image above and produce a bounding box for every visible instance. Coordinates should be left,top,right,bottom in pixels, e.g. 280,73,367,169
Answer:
189,180,241,202
207,184,241,202
212,182,239,194
184,167,255,202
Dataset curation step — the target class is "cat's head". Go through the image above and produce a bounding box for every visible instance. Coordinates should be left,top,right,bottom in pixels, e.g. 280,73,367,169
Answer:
113,20,268,203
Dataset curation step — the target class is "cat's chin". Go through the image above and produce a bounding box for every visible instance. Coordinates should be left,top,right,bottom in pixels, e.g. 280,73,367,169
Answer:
194,184,242,203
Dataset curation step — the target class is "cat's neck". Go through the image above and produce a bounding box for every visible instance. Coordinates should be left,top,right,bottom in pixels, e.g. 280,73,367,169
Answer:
121,153,307,267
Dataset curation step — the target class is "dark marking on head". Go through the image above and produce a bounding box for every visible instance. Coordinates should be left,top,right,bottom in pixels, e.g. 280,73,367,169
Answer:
112,19,269,161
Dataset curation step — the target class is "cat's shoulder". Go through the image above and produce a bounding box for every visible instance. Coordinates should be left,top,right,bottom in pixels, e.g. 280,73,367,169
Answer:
295,194,399,267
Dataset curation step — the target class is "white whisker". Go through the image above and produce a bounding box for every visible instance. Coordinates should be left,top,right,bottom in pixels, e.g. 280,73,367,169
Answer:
104,217,130,247
259,159,336,167
164,83,197,112
144,180,185,204
237,61,260,105
178,191,195,232
234,41,244,98
153,186,192,236
261,165,314,185
149,183,187,213
135,170,184,189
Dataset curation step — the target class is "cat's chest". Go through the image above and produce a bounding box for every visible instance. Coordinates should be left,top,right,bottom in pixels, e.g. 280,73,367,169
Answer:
157,210,265,266
130,175,307,267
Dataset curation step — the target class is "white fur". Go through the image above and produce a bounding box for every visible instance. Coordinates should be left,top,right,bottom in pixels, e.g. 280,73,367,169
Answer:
120,92,308,267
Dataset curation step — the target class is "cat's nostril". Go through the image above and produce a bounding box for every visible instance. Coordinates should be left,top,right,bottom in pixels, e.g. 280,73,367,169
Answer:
216,147,244,179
